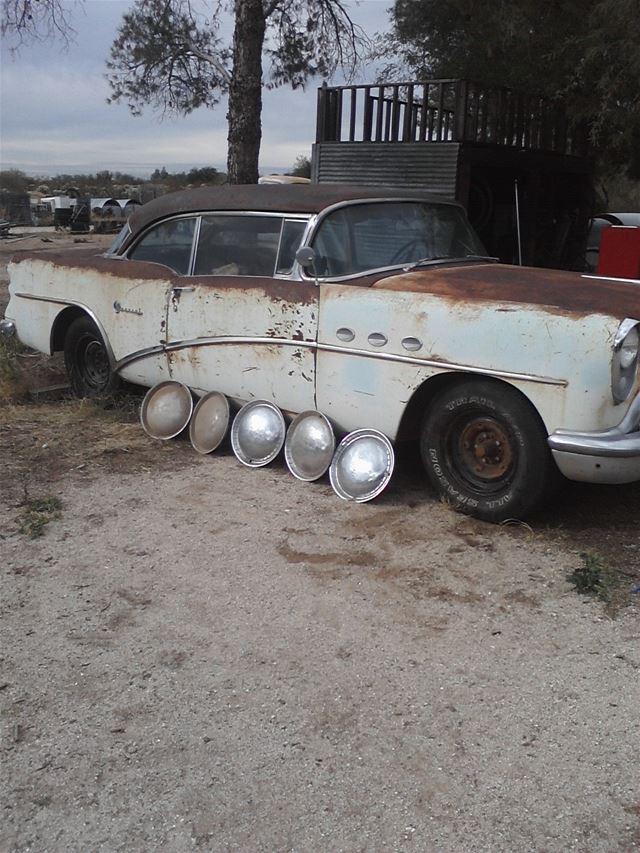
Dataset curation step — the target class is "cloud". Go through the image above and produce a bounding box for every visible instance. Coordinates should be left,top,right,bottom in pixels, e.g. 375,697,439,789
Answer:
0,0,391,176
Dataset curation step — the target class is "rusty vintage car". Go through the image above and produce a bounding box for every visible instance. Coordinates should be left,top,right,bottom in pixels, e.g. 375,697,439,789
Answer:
3,184,640,521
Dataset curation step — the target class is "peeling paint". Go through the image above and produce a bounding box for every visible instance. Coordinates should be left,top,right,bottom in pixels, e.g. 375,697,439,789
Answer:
376,263,640,321
161,276,319,413
316,278,627,439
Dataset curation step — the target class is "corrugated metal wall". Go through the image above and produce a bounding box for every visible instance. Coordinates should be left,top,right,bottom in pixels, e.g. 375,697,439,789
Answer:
311,142,461,199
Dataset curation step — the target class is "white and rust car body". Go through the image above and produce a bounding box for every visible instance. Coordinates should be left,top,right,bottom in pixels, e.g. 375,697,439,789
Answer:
3,185,640,520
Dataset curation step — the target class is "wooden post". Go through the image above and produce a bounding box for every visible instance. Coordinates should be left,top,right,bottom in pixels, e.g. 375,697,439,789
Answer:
315,83,328,143
363,86,372,142
419,83,428,141
335,88,343,142
375,85,385,142
391,85,400,141
402,84,414,141
349,88,357,142
435,82,445,141
454,79,468,141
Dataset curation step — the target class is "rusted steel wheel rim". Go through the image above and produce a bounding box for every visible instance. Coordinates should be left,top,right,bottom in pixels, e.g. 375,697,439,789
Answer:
456,417,514,483
448,414,516,492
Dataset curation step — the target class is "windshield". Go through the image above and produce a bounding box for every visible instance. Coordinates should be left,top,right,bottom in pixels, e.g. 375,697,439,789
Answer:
311,201,487,277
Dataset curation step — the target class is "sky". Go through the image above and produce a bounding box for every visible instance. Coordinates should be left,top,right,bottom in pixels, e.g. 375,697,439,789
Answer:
0,0,392,178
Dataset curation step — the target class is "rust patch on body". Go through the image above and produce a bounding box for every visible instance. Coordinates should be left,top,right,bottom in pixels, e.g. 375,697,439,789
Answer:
10,252,320,308
185,275,318,306
375,263,640,320
10,250,176,282
317,270,399,289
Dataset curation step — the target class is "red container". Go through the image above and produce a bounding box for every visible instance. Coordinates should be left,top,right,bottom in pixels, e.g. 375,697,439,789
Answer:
597,226,640,279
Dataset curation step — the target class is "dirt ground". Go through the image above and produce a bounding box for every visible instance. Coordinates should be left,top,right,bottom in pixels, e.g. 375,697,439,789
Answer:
1,232,639,852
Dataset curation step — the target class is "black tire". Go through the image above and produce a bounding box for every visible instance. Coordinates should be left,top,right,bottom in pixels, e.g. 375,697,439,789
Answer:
64,316,120,398
420,379,553,522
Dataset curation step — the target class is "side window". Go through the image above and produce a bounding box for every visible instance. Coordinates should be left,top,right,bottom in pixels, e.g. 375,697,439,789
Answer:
276,220,307,275
194,215,283,276
128,217,197,274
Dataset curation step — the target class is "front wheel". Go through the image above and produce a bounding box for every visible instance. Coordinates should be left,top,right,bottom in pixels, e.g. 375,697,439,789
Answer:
64,316,120,398
420,380,553,522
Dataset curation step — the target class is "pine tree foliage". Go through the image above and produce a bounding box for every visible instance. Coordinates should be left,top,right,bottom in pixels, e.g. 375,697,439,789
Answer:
106,0,229,116
380,0,640,176
105,0,366,182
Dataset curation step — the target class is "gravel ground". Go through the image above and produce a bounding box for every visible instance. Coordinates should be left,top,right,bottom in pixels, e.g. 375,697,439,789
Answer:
1,443,639,852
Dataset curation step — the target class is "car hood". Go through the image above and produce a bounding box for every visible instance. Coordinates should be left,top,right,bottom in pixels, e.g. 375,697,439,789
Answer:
375,262,640,320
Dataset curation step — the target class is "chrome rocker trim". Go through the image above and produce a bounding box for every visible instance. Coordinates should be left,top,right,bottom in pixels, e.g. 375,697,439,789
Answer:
156,336,567,387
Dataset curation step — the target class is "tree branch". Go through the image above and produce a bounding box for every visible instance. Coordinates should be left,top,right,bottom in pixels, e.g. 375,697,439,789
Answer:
1,0,79,49
186,42,232,85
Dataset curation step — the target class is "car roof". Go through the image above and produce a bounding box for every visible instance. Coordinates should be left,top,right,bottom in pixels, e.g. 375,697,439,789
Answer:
592,212,640,226
607,212,640,225
128,183,460,236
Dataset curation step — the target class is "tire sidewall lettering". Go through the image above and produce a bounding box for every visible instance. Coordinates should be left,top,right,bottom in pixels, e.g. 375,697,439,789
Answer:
421,380,550,521
428,446,480,508
443,397,526,450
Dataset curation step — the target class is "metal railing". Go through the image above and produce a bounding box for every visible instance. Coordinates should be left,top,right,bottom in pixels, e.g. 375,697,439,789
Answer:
316,80,589,157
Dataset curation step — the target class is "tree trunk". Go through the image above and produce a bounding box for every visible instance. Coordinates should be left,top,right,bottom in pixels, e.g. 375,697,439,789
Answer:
227,0,266,184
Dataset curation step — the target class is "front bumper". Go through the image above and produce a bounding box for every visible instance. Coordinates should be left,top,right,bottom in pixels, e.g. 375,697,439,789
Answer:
548,393,640,484
0,318,16,338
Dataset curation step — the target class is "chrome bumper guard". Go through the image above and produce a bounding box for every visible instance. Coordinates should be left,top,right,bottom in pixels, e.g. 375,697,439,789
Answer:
548,393,640,484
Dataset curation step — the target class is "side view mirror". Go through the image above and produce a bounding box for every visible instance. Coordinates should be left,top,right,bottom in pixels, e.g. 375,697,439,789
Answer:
295,246,316,274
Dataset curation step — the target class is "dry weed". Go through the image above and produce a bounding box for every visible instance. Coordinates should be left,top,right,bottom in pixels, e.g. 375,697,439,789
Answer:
0,394,191,491
15,493,63,538
0,336,30,403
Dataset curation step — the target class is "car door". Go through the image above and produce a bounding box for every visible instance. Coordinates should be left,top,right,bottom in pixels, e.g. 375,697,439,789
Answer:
164,213,317,414
116,215,199,387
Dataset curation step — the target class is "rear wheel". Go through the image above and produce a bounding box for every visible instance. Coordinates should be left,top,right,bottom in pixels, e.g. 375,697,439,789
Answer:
420,379,553,522
64,316,120,398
